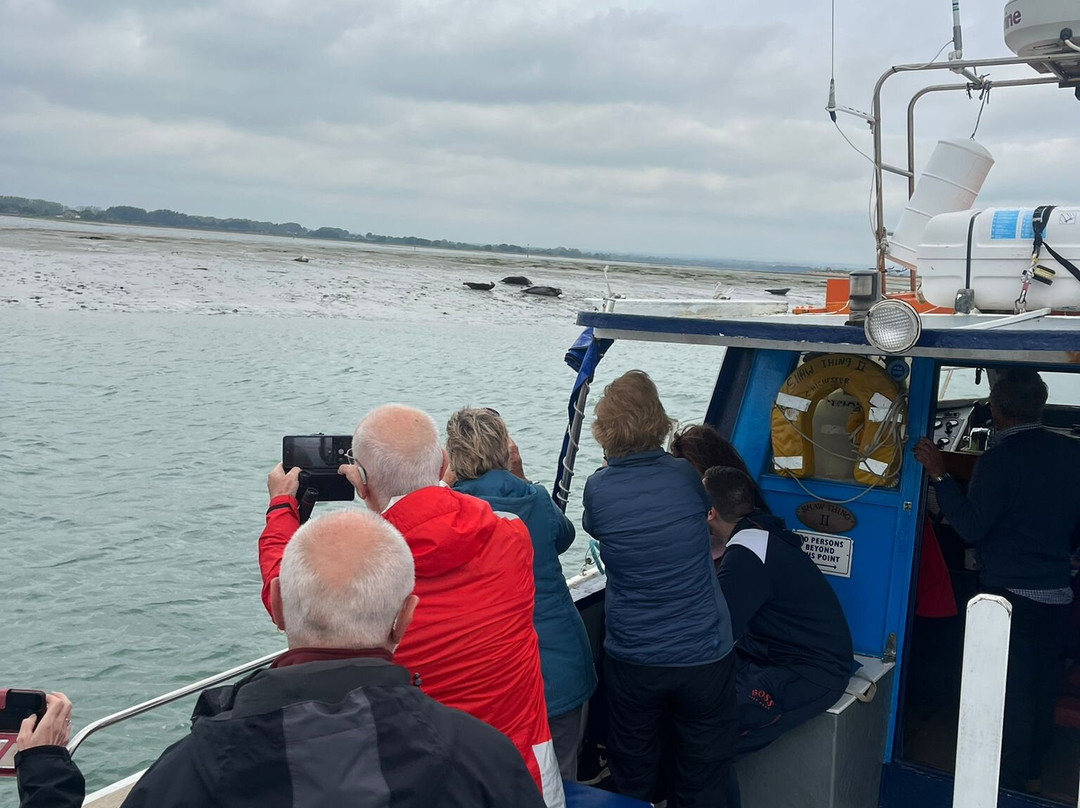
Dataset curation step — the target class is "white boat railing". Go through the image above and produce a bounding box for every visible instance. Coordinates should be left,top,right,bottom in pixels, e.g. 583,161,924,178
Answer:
952,595,1012,808
64,596,1080,805
952,593,1080,808
66,649,284,755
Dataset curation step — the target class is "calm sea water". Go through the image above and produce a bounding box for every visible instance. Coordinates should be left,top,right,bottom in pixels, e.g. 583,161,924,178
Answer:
2,288,727,798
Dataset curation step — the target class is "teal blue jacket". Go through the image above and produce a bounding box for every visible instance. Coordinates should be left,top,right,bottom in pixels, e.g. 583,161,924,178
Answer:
454,470,597,716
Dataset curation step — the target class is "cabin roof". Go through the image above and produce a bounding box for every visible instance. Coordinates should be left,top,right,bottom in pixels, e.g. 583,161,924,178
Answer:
577,310,1080,366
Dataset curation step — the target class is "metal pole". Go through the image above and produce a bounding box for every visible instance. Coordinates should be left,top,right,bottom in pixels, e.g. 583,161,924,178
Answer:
554,380,592,512
871,67,895,285
868,50,1080,291
905,76,1063,198
68,649,284,755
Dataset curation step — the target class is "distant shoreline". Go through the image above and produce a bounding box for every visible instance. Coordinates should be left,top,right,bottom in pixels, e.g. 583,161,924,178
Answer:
3,212,851,280
0,193,848,276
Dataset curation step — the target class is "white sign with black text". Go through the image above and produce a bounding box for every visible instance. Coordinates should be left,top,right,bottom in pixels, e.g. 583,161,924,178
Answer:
797,531,854,578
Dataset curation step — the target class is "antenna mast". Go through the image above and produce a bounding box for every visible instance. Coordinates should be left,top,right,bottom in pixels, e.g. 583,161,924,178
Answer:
949,0,964,61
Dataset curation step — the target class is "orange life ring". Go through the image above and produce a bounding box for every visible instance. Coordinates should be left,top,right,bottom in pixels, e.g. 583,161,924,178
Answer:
770,354,905,486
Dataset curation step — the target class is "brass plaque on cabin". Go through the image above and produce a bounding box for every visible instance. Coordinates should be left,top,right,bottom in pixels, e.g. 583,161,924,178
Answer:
796,502,856,534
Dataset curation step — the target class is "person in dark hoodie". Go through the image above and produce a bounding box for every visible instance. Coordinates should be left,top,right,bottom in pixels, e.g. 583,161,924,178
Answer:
703,467,853,758
445,407,597,780
260,404,564,807
14,510,545,808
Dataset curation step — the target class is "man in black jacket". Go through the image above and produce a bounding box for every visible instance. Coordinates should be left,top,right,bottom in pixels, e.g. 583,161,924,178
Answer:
914,368,1080,793
15,510,546,808
703,467,853,756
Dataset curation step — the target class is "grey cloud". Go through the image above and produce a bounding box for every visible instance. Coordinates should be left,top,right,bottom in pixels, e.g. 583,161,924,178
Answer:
1,0,1077,264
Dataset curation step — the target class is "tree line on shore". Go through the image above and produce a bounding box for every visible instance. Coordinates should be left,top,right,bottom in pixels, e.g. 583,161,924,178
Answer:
0,193,827,274
0,194,598,259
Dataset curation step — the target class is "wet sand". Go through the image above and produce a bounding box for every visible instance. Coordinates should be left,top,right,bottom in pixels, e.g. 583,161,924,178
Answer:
0,216,825,324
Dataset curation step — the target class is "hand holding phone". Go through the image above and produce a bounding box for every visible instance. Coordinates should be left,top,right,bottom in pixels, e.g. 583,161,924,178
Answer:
282,435,355,502
18,693,73,750
0,689,48,777
267,463,302,500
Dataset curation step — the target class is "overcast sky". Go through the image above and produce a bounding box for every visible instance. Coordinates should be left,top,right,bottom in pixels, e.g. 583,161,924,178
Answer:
2,0,1078,264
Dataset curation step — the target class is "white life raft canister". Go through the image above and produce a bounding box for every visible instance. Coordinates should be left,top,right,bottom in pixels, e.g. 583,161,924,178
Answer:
917,206,1080,311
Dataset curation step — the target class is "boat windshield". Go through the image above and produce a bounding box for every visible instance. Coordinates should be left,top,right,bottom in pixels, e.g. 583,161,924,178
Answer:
938,366,1080,406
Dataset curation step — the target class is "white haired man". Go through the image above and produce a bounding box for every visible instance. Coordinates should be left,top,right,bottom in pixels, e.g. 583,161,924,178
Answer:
260,404,565,808
15,511,545,808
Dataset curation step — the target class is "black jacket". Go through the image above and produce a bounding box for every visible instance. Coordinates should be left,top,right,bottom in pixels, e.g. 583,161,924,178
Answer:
16,657,545,808
15,747,84,808
934,426,1080,590
719,512,853,691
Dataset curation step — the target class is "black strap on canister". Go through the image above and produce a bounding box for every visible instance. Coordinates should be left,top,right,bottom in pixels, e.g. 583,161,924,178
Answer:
1032,205,1080,284
964,210,982,290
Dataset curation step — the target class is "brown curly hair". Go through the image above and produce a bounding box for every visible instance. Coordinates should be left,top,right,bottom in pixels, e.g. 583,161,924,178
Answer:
591,370,675,459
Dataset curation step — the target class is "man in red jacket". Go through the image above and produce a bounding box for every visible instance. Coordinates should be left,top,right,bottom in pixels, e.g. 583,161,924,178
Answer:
260,404,564,808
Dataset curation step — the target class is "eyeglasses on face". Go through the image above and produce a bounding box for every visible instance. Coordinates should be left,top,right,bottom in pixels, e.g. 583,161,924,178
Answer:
343,448,368,485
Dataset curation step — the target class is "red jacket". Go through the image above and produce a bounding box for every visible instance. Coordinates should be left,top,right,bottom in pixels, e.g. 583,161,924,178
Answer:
258,489,564,808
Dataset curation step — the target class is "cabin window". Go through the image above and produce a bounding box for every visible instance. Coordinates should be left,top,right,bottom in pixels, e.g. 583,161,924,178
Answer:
938,365,1080,409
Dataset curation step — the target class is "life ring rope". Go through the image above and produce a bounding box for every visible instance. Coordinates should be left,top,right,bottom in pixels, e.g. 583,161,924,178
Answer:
773,395,907,477
770,353,907,487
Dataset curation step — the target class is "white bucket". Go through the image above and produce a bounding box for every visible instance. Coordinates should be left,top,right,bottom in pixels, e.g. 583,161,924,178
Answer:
887,139,995,270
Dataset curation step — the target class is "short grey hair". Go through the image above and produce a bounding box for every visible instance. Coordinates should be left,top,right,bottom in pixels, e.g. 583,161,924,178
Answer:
352,404,444,508
279,510,415,648
989,368,1047,422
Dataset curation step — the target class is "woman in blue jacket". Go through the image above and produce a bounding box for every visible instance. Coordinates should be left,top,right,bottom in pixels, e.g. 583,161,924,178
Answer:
583,371,736,806
446,407,597,780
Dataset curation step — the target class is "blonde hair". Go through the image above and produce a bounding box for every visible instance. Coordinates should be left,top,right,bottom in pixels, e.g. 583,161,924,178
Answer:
592,370,675,459
445,408,510,481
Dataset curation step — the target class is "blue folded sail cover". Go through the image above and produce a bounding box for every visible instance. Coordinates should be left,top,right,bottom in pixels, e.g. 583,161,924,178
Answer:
553,328,614,508
564,327,612,373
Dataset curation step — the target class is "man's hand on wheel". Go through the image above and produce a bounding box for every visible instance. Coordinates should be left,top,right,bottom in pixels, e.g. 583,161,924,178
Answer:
913,437,947,479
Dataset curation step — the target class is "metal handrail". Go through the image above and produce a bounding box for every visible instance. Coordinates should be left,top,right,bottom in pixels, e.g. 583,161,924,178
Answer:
905,77,1062,198
868,51,1080,279
67,649,284,755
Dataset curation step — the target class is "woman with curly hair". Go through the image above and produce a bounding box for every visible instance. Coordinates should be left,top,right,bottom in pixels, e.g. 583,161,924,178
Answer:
582,370,736,806
446,407,597,780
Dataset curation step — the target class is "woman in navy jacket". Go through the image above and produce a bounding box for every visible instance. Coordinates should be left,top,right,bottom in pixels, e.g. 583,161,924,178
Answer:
446,408,597,780
582,371,736,806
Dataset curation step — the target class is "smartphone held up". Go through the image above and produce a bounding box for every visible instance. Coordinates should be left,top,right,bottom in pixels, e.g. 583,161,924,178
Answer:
0,689,47,776
282,435,355,502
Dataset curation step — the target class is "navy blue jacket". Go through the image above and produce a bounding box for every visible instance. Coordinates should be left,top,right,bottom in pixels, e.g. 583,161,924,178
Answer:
583,450,733,666
720,512,853,691
455,470,597,716
935,427,1080,590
